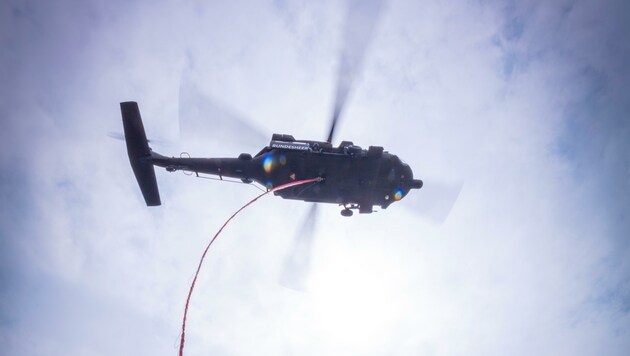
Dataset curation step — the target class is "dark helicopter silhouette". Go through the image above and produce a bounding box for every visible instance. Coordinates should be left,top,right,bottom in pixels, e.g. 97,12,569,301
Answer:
120,0,429,218
118,0,462,290
121,101,423,217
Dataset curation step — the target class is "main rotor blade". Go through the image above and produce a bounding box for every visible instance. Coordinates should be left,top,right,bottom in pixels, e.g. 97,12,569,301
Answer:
280,204,319,291
326,0,384,143
178,79,268,152
406,180,463,224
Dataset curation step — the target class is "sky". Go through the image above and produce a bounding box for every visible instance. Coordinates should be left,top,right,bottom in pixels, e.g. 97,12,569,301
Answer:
1,0,629,355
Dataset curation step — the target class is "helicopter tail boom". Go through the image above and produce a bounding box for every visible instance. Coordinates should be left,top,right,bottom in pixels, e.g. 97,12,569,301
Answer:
121,101,161,206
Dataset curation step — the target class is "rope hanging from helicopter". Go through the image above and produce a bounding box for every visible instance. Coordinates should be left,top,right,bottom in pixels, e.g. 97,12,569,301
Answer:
178,176,324,356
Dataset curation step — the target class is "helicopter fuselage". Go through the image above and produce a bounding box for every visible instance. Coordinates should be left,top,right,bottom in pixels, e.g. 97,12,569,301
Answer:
150,134,423,214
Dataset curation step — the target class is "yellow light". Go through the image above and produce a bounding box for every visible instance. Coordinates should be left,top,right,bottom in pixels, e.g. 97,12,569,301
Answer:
263,155,273,173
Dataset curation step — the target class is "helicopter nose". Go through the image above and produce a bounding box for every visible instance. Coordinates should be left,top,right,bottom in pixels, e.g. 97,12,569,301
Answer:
401,164,421,189
410,179,423,189
401,164,413,180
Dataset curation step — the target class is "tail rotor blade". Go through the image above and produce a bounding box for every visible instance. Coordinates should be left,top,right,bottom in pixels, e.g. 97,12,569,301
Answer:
108,132,174,147
280,204,319,291
107,132,126,141
326,0,384,143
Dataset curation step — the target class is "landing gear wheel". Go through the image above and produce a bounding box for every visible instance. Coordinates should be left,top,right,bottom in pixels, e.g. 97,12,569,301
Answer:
341,209,354,217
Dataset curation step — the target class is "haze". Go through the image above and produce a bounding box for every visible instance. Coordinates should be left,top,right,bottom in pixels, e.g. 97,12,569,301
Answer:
1,0,628,355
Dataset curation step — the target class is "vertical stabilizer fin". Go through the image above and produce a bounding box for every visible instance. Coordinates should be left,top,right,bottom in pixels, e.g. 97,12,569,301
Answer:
121,101,162,206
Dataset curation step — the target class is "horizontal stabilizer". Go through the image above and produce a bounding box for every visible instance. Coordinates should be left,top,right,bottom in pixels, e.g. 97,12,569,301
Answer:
121,101,161,206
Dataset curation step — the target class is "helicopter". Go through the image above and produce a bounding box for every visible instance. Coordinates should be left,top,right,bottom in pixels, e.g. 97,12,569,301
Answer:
118,0,462,293
120,1,431,217
121,101,423,217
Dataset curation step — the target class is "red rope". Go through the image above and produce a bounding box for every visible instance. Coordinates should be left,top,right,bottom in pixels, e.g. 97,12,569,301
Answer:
179,177,323,355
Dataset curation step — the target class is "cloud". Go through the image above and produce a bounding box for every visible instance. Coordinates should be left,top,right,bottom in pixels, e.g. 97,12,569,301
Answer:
1,0,628,355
